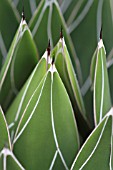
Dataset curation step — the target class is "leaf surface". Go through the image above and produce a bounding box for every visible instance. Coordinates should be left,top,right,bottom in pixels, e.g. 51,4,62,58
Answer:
0,19,38,112
94,39,111,125
12,65,79,170
71,108,113,170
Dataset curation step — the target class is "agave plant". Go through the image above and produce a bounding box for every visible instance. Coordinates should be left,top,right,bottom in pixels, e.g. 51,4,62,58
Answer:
0,0,113,169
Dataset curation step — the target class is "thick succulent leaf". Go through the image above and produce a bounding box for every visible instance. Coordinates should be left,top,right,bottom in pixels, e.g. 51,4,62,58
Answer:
11,65,79,170
0,19,38,112
90,48,97,84
71,108,113,170
0,148,25,170
29,0,82,84
6,54,47,138
94,39,111,125
68,0,113,123
0,107,11,151
51,38,91,138
68,0,113,81
56,38,86,116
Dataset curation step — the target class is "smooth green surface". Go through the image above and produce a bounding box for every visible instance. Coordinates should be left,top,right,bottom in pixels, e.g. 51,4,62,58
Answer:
0,107,11,151
11,68,79,170
52,39,90,139
7,154,25,170
90,48,97,84
0,20,38,112
0,0,19,50
94,42,111,125
6,56,47,137
71,115,112,170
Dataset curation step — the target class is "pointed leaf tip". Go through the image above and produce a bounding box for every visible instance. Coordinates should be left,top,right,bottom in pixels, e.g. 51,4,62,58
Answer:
100,27,102,40
22,0,25,21
47,39,51,56
60,26,63,39
52,57,55,65
98,39,104,49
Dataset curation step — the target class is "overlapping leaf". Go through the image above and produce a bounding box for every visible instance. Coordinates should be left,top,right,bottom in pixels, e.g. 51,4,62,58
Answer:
51,37,91,138
93,39,111,125
71,108,113,170
68,0,113,81
0,18,38,112
67,0,113,125
6,62,79,170
29,0,82,83
6,53,48,137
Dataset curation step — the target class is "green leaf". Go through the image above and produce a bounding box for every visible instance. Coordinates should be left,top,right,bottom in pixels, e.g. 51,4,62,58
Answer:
6,54,47,137
11,65,79,170
30,0,82,84
71,108,113,170
0,107,11,151
90,48,97,84
68,0,113,81
0,148,25,170
51,38,91,139
0,19,38,112
94,39,111,125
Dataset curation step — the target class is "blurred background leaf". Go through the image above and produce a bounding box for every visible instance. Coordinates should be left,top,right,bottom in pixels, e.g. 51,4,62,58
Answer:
0,0,20,70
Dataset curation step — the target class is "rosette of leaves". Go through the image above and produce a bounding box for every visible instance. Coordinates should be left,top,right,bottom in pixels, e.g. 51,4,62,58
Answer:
0,0,113,169
2,50,80,169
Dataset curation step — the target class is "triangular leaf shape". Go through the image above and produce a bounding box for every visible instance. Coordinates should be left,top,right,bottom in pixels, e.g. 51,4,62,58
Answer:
51,38,91,138
0,107,11,151
0,19,38,112
6,52,48,138
11,64,79,170
71,108,113,170
94,39,111,125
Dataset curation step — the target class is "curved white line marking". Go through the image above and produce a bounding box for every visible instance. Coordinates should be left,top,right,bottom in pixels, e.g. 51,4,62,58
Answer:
50,69,69,170
71,117,109,170
49,150,58,170
99,49,104,122
13,74,48,144
68,0,94,33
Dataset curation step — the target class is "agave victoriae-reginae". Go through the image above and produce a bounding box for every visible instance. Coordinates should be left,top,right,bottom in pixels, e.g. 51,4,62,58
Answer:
0,0,113,169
